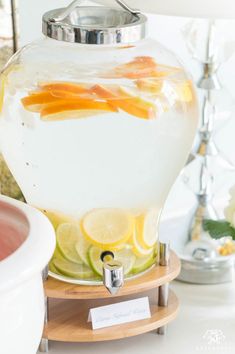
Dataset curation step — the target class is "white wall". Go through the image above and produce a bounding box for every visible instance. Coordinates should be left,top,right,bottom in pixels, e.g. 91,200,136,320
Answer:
17,1,235,248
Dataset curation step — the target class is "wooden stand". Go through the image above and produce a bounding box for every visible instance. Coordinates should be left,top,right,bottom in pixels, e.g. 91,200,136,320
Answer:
39,250,181,352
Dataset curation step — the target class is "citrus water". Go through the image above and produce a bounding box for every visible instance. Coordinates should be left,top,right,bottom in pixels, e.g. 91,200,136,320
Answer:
0,54,198,283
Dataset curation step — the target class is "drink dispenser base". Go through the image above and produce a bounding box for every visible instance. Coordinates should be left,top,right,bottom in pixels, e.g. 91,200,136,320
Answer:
40,243,181,350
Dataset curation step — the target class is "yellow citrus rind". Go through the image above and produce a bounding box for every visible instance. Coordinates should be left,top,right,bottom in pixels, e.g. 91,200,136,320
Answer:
81,208,134,249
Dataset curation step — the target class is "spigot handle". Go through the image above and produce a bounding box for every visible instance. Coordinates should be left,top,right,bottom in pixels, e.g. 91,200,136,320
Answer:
102,252,124,295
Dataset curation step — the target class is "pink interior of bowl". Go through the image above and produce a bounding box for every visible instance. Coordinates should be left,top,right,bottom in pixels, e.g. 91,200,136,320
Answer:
0,200,29,261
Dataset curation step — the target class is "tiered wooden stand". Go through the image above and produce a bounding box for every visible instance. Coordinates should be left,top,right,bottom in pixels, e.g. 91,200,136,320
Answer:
39,250,181,352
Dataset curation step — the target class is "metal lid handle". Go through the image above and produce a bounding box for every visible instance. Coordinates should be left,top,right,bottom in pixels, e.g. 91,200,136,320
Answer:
50,0,141,23
115,0,141,15
49,0,82,22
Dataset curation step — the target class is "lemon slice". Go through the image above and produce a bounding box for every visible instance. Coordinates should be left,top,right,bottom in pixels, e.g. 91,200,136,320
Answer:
41,209,75,231
56,223,83,264
132,253,155,274
131,229,154,257
88,246,136,276
53,258,95,279
0,64,22,113
75,236,91,266
81,209,134,249
136,210,159,249
77,237,127,255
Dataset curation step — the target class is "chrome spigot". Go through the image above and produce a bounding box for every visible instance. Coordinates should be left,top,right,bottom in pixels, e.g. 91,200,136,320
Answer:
101,251,124,295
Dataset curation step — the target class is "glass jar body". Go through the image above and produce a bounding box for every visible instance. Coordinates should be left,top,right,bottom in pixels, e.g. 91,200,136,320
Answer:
0,37,198,284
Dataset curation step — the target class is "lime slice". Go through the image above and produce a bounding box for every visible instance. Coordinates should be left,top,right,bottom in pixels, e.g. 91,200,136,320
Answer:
49,246,66,275
49,261,58,274
75,236,91,266
81,208,134,249
53,258,95,279
49,249,66,274
56,223,83,264
132,253,155,274
88,246,136,276
52,246,65,260
136,209,159,249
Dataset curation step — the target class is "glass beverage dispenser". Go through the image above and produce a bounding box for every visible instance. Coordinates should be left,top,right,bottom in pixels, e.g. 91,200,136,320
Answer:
0,0,198,293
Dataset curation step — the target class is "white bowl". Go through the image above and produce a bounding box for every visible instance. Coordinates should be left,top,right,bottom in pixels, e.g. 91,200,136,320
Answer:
0,195,55,354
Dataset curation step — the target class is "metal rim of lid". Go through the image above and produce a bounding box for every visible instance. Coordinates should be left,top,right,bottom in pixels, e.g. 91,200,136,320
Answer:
42,6,147,45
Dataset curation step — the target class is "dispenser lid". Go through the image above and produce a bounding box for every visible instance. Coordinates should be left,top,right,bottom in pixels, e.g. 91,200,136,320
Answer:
42,0,147,45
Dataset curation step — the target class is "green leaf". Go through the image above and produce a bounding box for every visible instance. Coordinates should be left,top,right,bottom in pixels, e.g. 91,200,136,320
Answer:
203,219,235,240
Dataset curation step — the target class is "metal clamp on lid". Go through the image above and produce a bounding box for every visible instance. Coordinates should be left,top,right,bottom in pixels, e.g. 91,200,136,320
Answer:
42,0,147,45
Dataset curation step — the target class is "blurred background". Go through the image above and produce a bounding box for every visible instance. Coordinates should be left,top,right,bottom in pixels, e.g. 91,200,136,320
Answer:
1,0,235,251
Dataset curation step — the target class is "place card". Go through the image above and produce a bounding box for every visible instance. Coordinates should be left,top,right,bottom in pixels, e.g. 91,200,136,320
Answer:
88,296,151,330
